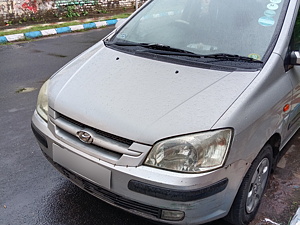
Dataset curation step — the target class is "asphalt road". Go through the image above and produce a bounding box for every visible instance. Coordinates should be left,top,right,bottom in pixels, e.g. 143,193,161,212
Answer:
1,27,298,225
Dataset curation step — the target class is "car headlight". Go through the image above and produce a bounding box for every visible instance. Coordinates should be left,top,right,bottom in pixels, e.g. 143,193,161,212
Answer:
144,129,232,173
36,80,49,122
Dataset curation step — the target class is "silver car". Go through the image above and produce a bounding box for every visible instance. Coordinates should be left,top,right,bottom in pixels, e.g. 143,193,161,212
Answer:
31,0,300,224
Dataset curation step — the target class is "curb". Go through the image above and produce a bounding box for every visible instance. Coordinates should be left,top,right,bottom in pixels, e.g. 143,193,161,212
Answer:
0,19,118,43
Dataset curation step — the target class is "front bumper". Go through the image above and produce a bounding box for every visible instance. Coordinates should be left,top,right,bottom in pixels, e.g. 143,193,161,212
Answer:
32,110,248,225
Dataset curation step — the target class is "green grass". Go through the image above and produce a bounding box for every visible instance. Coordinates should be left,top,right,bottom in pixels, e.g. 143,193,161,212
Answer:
0,13,130,37
110,13,130,20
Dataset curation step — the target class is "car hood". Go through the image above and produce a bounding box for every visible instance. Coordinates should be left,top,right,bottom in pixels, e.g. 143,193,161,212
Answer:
49,41,258,145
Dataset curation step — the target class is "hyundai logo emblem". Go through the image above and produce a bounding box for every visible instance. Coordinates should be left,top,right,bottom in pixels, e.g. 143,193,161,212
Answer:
76,130,93,144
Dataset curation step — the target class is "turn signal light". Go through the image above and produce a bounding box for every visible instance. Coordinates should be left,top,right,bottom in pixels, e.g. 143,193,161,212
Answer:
283,104,290,112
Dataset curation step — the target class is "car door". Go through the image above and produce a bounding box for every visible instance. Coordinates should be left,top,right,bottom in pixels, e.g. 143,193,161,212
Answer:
285,9,300,142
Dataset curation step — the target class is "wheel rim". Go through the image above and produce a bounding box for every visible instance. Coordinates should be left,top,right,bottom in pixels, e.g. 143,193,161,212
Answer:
246,158,270,214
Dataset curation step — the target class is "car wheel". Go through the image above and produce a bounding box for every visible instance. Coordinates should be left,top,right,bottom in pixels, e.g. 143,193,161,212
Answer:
225,144,273,225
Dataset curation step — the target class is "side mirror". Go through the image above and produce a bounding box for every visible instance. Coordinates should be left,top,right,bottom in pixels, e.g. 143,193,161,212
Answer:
290,51,300,65
115,18,127,29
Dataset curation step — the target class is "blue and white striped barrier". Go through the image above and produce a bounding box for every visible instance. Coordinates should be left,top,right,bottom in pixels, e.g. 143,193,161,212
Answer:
0,19,118,43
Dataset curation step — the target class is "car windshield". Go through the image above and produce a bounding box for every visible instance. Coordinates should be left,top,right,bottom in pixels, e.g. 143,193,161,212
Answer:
109,0,287,64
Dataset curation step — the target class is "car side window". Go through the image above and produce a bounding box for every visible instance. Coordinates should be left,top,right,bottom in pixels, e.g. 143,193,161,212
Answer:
290,10,300,51
285,10,300,70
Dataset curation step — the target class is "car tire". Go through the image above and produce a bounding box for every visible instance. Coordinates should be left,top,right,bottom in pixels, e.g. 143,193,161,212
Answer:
225,144,273,225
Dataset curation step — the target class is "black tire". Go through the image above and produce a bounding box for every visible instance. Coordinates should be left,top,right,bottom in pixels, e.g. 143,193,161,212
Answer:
225,144,273,225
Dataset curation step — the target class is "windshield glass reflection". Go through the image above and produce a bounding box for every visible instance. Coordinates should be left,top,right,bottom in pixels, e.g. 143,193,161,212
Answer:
113,0,286,61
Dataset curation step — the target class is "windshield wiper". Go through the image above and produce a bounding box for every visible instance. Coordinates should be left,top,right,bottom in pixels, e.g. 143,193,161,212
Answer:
108,41,198,55
141,50,263,63
107,41,263,63
204,53,263,63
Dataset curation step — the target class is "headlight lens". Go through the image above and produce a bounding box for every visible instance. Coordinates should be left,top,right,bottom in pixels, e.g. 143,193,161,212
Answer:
36,80,49,122
144,129,232,173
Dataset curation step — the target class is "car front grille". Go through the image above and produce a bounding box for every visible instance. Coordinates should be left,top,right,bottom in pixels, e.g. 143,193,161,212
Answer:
49,110,147,165
59,114,134,146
